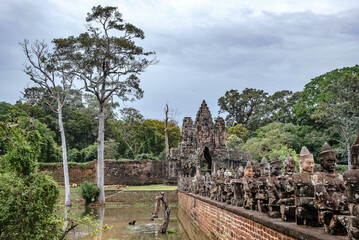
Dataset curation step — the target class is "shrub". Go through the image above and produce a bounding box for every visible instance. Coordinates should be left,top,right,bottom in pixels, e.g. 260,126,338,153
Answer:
0,172,61,239
80,181,100,204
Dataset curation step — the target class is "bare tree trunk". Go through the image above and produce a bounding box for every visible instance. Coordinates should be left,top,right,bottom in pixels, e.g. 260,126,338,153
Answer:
151,196,161,220
158,192,171,233
347,140,352,170
97,104,106,204
58,104,71,206
164,104,169,160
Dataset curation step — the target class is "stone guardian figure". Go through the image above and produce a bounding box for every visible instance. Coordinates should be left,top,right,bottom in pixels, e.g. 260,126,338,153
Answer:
267,156,282,218
344,134,359,239
278,154,297,221
292,146,320,226
312,143,348,235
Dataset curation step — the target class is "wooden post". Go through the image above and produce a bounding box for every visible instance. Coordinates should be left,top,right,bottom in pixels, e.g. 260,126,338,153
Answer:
151,196,161,219
152,192,171,233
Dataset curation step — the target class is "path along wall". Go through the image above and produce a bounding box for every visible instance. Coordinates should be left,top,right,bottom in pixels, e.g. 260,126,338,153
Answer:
178,191,347,240
39,160,172,185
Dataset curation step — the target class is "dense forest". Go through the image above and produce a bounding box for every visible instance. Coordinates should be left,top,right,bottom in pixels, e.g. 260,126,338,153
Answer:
0,89,181,162
1,65,358,167
222,65,359,168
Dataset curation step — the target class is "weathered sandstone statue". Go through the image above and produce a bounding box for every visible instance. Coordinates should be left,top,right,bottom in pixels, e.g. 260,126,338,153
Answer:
255,158,270,213
243,161,255,210
344,134,359,239
292,147,320,226
278,154,297,221
231,166,244,207
267,156,282,218
312,143,348,235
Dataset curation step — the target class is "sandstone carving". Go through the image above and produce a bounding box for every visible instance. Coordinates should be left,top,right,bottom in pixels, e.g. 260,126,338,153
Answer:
344,134,359,239
312,143,348,235
292,146,320,226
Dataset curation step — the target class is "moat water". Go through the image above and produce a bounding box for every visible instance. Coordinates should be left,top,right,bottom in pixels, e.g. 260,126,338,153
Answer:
68,204,192,240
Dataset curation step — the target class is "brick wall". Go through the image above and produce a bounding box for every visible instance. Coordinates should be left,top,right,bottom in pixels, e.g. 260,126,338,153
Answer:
178,192,344,240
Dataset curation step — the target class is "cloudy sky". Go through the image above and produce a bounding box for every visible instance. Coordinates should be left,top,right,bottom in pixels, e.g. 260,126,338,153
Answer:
1,0,359,123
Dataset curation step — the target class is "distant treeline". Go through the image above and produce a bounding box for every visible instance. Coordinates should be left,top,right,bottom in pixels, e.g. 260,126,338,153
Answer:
0,89,180,162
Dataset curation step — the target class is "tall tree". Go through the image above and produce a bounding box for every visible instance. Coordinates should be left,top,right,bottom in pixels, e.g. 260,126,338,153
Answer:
313,74,359,169
164,104,169,160
21,40,73,206
294,65,359,126
53,6,156,203
218,88,267,129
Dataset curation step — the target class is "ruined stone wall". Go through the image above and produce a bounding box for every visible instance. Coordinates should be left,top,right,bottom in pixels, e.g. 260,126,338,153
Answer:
178,192,343,240
39,162,97,184
39,160,170,185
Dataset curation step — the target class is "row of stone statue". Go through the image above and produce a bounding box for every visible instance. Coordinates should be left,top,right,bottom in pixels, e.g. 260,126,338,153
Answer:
178,133,359,239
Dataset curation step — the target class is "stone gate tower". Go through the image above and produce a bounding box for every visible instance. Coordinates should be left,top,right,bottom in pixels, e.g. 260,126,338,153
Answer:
170,100,251,177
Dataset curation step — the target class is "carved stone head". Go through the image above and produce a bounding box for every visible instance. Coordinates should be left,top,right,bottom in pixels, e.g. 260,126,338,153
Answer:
260,157,270,177
318,143,337,173
283,154,296,175
270,156,282,177
299,146,314,173
237,166,244,179
244,161,253,178
351,132,359,169
253,161,261,178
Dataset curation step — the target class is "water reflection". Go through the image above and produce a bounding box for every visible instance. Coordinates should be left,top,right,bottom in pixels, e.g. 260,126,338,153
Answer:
69,205,190,240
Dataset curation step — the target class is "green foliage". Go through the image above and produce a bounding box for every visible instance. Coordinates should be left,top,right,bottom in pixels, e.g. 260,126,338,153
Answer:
218,88,267,129
166,229,178,234
0,172,61,240
294,65,359,125
0,119,63,239
242,122,299,161
226,135,243,150
68,143,97,162
80,181,100,204
0,120,42,175
218,88,298,131
227,123,248,140
268,146,298,164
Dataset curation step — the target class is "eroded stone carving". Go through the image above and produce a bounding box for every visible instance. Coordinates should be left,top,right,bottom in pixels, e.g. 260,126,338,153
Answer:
278,154,296,221
312,143,348,235
267,156,282,218
292,147,320,226
344,134,359,239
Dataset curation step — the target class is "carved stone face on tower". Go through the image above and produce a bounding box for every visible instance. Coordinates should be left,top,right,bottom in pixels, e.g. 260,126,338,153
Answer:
299,147,314,173
318,143,337,173
270,156,282,177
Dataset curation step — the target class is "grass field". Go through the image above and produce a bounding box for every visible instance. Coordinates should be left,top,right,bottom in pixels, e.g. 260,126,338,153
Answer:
58,184,177,201
121,184,177,191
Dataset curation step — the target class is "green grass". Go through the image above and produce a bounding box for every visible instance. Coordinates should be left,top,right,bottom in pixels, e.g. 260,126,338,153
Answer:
121,184,177,191
59,187,82,200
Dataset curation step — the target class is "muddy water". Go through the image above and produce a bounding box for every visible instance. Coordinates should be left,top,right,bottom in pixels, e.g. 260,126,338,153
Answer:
68,205,191,240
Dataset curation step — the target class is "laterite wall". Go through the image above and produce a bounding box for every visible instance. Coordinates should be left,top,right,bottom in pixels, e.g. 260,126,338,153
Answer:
39,160,171,185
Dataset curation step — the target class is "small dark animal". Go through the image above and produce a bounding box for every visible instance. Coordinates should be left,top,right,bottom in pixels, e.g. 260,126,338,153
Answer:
128,219,136,225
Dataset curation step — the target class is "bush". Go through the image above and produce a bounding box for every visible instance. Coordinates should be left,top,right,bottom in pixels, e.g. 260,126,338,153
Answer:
80,181,100,204
0,172,61,239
